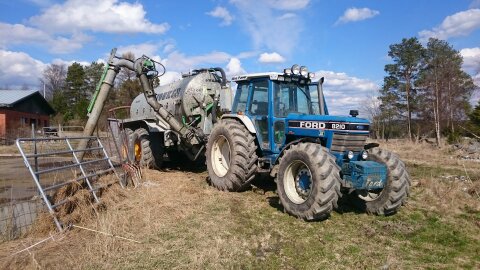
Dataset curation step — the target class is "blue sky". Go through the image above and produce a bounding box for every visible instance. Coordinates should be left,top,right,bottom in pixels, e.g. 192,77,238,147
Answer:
1,0,479,114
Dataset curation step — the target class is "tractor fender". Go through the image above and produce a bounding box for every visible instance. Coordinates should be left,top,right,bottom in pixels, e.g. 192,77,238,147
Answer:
270,137,321,178
143,120,168,133
221,114,257,134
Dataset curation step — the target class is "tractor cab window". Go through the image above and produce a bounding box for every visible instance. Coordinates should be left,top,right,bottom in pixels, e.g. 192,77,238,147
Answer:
274,82,311,117
249,81,269,115
249,80,270,149
232,83,249,113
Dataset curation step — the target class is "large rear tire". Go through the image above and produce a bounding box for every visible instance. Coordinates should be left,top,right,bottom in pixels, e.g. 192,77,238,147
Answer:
276,143,341,221
357,148,410,215
129,128,163,169
206,119,258,191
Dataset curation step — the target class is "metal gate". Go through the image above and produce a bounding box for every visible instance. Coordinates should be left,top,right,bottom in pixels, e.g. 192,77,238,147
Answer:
16,136,120,231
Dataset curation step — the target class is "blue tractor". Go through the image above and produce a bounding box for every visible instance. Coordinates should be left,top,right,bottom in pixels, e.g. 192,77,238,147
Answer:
206,65,410,220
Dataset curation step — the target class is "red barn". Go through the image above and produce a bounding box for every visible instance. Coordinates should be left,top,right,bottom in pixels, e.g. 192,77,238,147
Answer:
0,90,55,143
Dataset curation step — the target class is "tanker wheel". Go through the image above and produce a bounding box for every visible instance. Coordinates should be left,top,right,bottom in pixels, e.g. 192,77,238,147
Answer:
276,143,341,221
118,128,134,163
206,119,258,191
129,128,163,169
356,148,410,215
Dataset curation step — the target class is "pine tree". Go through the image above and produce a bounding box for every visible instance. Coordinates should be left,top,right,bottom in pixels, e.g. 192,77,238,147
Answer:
382,37,425,140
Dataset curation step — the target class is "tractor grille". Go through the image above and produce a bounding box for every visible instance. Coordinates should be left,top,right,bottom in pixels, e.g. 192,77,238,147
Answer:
331,133,368,153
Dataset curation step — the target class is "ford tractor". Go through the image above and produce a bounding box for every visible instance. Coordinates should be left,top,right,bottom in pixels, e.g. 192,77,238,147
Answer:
81,48,409,221
206,65,410,220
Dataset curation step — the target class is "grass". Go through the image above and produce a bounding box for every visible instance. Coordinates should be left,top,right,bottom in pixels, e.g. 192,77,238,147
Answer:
0,140,479,269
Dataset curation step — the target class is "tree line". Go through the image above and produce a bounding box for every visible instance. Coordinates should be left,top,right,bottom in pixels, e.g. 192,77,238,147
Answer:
40,52,144,129
371,37,478,146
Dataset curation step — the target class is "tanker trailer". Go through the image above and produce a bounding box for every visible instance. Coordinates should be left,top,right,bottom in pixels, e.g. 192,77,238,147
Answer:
77,48,231,169
120,68,232,168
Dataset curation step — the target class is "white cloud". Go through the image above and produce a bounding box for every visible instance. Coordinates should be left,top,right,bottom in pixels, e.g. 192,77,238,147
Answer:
117,43,160,59
315,70,379,115
0,23,89,54
29,0,169,34
419,9,480,41
461,47,480,90
336,7,380,25
258,52,285,63
460,47,480,70
159,71,182,86
0,50,46,88
163,43,176,54
225,58,246,77
51,58,90,67
266,0,310,10
230,0,303,56
236,51,258,59
207,6,234,26
278,13,297,20
163,51,231,71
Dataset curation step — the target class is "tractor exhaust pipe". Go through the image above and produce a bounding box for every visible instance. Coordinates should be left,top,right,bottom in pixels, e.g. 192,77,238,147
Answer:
318,77,325,115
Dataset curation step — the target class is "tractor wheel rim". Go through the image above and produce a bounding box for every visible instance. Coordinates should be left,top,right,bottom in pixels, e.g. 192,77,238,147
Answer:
211,135,231,177
134,141,141,162
284,160,312,204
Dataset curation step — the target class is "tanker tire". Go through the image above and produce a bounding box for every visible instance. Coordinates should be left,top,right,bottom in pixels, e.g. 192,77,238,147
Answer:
358,148,410,215
206,119,258,191
129,128,162,169
276,143,341,221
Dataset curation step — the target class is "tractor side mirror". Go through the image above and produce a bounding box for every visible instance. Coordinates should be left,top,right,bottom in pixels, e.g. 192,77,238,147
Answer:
349,110,359,117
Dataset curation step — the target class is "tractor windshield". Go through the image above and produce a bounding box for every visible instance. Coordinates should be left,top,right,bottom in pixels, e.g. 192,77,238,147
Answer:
274,82,312,117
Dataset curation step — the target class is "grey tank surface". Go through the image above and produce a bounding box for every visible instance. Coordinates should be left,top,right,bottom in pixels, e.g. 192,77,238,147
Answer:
130,70,227,124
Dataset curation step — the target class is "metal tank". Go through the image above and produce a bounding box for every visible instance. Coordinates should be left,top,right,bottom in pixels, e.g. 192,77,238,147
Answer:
129,68,231,135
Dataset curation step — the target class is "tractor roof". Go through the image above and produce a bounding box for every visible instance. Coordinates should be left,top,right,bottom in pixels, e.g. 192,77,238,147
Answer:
231,72,283,82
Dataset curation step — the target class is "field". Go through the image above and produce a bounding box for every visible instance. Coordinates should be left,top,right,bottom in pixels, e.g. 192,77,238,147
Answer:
0,140,479,269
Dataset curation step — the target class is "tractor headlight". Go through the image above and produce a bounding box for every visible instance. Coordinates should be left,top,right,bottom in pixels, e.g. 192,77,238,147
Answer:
361,151,368,160
291,64,300,75
308,72,315,79
300,66,308,77
284,68,292,75
347,151,354,160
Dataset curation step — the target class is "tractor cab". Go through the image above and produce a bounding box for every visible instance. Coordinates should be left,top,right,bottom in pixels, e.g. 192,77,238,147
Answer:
230,65,387,191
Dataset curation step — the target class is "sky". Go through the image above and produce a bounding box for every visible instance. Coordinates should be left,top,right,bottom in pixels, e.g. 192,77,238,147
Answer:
0,0,479,115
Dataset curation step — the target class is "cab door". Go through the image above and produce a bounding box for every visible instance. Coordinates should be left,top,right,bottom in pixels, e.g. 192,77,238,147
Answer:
248,79,271,151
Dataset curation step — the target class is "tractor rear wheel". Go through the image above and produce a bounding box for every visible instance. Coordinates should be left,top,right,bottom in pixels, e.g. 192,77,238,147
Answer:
276,143,341,221
357,148,410,215
206,119,258,191
129,128,163,169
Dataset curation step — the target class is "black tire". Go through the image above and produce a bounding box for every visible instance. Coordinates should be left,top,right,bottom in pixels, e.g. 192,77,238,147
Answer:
357,148,410,215
206,119,258,191
276,143,341,221
129,128,163,169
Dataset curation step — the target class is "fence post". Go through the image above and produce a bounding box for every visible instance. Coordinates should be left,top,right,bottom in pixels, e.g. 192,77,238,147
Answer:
31,123,39,182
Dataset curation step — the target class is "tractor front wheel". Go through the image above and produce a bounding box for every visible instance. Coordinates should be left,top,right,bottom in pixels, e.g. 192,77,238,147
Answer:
356,148,410,215
276,143,341,221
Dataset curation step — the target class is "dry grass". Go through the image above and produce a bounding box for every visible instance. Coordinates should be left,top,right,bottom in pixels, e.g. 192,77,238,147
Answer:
0,140,479,269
